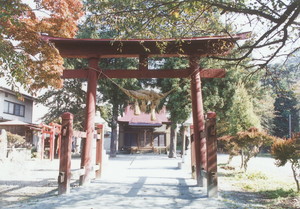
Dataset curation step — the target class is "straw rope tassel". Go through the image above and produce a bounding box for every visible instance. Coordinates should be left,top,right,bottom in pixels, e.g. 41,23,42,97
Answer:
90,67,193,121
140,100,147,112
134,100,141,115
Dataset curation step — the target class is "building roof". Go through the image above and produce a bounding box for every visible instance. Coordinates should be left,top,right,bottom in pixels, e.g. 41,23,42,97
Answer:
0,86,35,101
0,120,29,126
118,106,171,127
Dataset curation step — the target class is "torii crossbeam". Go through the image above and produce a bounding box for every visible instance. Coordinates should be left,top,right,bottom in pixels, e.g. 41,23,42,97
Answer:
43,32,249,196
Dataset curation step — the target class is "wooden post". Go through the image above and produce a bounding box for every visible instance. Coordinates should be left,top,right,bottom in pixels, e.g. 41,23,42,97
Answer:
190,125,196,179
80,58,99,186
190,56,206,187
95,124,103,178
49,123,55,161
206,112,218,197
58,112,73,195
57,127,62,158
41,131,45,159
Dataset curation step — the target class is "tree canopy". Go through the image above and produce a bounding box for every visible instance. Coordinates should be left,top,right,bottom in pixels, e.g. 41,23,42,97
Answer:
0,0,84,93
88,0,299,68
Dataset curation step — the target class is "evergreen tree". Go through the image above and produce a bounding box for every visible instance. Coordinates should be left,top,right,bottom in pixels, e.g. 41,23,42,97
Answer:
227,83,261,135
157,58,191,157
266,52,300,137
37,79,86,130
273,92,299,138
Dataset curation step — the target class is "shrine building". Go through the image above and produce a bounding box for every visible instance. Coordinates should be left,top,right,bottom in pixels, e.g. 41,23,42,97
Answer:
118,105,171,153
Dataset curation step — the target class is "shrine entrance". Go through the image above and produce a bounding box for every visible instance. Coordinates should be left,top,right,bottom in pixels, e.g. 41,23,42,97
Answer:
139,129,152,148
42,32,249,197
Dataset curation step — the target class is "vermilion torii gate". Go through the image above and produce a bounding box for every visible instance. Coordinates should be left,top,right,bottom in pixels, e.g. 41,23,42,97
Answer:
42,32,248,195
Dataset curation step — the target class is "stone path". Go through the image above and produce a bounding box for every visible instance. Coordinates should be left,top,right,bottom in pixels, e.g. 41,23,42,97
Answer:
2,153,296,209
5,154,224,209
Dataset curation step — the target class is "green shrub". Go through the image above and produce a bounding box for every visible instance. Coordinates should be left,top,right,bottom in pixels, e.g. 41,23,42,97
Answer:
7,132,30,148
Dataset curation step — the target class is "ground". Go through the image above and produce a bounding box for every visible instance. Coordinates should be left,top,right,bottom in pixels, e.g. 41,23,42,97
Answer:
0,152,299,209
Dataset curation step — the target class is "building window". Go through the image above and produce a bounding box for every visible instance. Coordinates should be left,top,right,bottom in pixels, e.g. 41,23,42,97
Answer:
4,100,25,117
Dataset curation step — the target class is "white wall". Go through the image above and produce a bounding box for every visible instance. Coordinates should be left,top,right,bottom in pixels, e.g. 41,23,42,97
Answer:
0,90,33,123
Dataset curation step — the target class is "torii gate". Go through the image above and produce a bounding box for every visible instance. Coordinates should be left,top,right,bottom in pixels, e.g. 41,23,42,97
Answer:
42,32,248,195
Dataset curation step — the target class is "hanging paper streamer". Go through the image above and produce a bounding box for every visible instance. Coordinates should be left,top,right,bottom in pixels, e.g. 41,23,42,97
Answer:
134,100,141,115
150,101,156,121
140,100,147,112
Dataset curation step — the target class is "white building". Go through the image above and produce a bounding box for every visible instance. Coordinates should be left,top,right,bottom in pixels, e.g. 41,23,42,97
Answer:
0,87,34,123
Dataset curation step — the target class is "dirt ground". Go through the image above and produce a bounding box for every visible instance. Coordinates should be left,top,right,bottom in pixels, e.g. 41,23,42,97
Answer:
0,153,299,209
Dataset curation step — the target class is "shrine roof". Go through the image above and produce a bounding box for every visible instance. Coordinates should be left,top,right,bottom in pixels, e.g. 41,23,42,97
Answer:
118,106,170,127
42,32,250,58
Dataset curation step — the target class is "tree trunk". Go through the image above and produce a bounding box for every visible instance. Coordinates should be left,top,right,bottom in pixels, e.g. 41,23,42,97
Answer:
110,105,118,157
227,154,234,164
168,125,177,158
181,125,186,158
244,154,250,172
291,160,300,192
240,149,244,170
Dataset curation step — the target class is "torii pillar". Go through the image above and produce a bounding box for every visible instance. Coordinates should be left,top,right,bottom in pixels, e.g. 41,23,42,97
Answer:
190,56,206,186
79,58,99,186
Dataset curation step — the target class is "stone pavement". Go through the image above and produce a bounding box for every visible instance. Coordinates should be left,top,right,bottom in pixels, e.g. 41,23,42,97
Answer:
8,153,225,209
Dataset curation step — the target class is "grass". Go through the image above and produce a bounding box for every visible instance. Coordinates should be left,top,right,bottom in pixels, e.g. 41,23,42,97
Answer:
220,166,300,199
260,188,298,199
218,159,300,208
233,171,297,194
235,171,268,180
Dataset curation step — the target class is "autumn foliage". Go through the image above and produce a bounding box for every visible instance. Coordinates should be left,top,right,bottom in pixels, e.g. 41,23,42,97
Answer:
272,137,300,192
0,0,84,92
219,127,276,171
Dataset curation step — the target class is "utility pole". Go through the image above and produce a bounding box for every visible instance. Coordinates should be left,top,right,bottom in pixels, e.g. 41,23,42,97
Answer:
289,114,292,138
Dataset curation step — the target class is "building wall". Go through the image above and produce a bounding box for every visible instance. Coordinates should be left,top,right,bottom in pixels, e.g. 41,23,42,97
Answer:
118,123,171,151
0,89,33,123
153,124,171,149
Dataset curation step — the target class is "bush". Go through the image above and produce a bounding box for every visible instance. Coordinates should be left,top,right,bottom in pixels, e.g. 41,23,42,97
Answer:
271,138,300,192
7,132,31,149
218,127,276,171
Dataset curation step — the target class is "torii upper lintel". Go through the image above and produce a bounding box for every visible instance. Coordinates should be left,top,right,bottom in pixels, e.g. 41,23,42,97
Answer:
42,32,249,58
